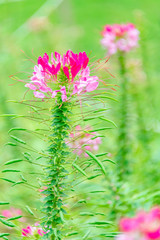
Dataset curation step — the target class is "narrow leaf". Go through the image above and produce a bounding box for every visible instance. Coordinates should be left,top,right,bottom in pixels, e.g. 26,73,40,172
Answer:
8,128,27,133
7,215,22,221
25,206,34,216
0,218,16,227
2,170,20,173
72,163,87,177
0,178,15,184
10,135,26,144
85,150,106,175
0,202,9,205
4,159,23,165
99,117,117,127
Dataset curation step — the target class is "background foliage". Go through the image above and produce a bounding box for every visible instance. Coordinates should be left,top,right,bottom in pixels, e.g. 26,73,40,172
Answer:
1,0,160,239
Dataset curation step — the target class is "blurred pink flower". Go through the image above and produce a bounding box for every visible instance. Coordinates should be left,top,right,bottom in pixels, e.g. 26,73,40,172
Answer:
101,23,139,55
117,207,160,240
22,224,47,237
2,207,25,222
25,50,99,101
67,125,101,157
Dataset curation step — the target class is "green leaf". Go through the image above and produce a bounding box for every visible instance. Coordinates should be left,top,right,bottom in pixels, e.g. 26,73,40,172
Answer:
0,202,9,205
10,135,26,144
102,159,115,164
2,169,20,173
68,232,78,236
82,230,90,239
80,212,94,216
95,152,108,157
72,163,87,177
12,181,25,187
99,117,117,127
88,221,112,225
8,128,27,133
85,150,106,175
4,159,23,165
93,95,118,102
25,206,34,216
5,142,17,147
0,218,16,227
0,114,17,118
0,234,10,238
87,174,102,180
87,127,112,132
0,178,15,184
7,215,22,221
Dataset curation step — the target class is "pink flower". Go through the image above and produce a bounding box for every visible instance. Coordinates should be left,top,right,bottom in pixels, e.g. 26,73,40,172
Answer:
67,125,101,157
2,207,25,222
117,206,160,240
25,50,99,101
22,224,47,237
101,23,139,55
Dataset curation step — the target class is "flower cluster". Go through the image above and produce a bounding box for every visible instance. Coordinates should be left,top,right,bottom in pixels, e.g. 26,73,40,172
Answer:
117,206,160,240
67,125,101,157
101,23,139,55
22,224,46,237
25,50,99,101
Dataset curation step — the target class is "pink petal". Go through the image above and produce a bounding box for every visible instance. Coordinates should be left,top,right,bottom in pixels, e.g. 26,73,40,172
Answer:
34,91,45,99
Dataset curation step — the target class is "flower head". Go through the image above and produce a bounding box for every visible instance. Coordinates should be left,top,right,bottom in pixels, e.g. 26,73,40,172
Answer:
67,125,101,157
101,23,139,55
117,207,160,240
22,224,47,237
25,50,99,101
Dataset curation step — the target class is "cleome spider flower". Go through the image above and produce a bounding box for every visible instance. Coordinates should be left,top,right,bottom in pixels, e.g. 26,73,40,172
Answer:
25,50,99,101
22,223,47,237
117,206,160,240
67,125,101,157
101,23,139,55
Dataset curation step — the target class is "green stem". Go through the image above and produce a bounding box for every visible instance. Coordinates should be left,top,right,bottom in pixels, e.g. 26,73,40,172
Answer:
116,52,129,180
42,96,71,240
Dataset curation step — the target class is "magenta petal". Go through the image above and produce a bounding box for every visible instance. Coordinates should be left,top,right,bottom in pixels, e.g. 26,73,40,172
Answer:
63,66,70,79
43,53,49,63
55,62,61,74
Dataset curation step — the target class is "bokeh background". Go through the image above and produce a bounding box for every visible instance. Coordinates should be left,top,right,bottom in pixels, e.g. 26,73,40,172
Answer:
1,0,160,238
